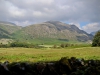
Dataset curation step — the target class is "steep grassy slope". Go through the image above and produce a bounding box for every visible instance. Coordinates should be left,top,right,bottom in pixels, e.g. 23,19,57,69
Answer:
0,21,22,34
0,21,22,44
0,28,11,38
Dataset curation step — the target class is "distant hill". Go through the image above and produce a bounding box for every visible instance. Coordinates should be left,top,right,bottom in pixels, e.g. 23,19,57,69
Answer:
13,21,93,44
90,30,100,36
0,21,22,44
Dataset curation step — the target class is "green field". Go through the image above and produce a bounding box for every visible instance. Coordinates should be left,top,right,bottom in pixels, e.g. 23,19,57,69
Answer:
0,47,100,62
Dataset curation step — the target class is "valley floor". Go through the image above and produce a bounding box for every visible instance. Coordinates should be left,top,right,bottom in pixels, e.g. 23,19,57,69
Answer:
0,47,100,62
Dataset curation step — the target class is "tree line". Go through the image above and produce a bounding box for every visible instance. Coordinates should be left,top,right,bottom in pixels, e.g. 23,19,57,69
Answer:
0,42,43,48
92,30,100,47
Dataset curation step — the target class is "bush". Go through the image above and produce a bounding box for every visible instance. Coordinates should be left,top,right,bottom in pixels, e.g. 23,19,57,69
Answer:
60,44,65,48
9,42,44,48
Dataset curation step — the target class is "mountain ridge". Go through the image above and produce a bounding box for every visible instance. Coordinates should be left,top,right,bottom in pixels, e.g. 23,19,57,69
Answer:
0,21,16,26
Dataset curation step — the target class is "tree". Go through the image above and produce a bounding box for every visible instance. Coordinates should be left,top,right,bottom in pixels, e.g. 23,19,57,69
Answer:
60,44,65,48
92,31,100,47
53,45,57,48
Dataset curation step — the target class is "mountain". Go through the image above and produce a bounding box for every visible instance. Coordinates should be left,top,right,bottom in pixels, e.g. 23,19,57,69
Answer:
13,21,93,44
0,21,93,44
90,30,100,36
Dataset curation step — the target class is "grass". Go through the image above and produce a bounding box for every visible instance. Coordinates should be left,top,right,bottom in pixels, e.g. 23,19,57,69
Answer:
0,47,100,62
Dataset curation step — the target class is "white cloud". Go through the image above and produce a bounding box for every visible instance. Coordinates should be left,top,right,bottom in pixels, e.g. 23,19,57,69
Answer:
82,23,100,33
32,11,43,17
14,21,31,26
9,6,25,17
36,0,54,5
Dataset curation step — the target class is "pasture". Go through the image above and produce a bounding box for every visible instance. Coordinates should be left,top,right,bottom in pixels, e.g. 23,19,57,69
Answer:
0,47,100,62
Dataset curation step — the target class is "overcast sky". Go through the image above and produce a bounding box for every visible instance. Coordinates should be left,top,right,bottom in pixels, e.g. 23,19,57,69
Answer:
0,0,100,33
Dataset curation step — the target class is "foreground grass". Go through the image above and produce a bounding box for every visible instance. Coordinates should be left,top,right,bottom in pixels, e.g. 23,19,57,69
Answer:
0,47,100,62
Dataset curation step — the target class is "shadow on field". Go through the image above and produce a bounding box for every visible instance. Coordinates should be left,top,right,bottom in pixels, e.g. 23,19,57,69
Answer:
0,57,100,75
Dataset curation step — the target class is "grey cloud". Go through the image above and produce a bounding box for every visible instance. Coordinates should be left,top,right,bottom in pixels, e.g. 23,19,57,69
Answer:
0,0,100,28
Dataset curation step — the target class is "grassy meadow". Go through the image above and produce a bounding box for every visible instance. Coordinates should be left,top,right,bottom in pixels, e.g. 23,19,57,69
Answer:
0,47,100,63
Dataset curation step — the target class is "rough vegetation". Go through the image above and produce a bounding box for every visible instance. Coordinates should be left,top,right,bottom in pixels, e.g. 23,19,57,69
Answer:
0,57,100,75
